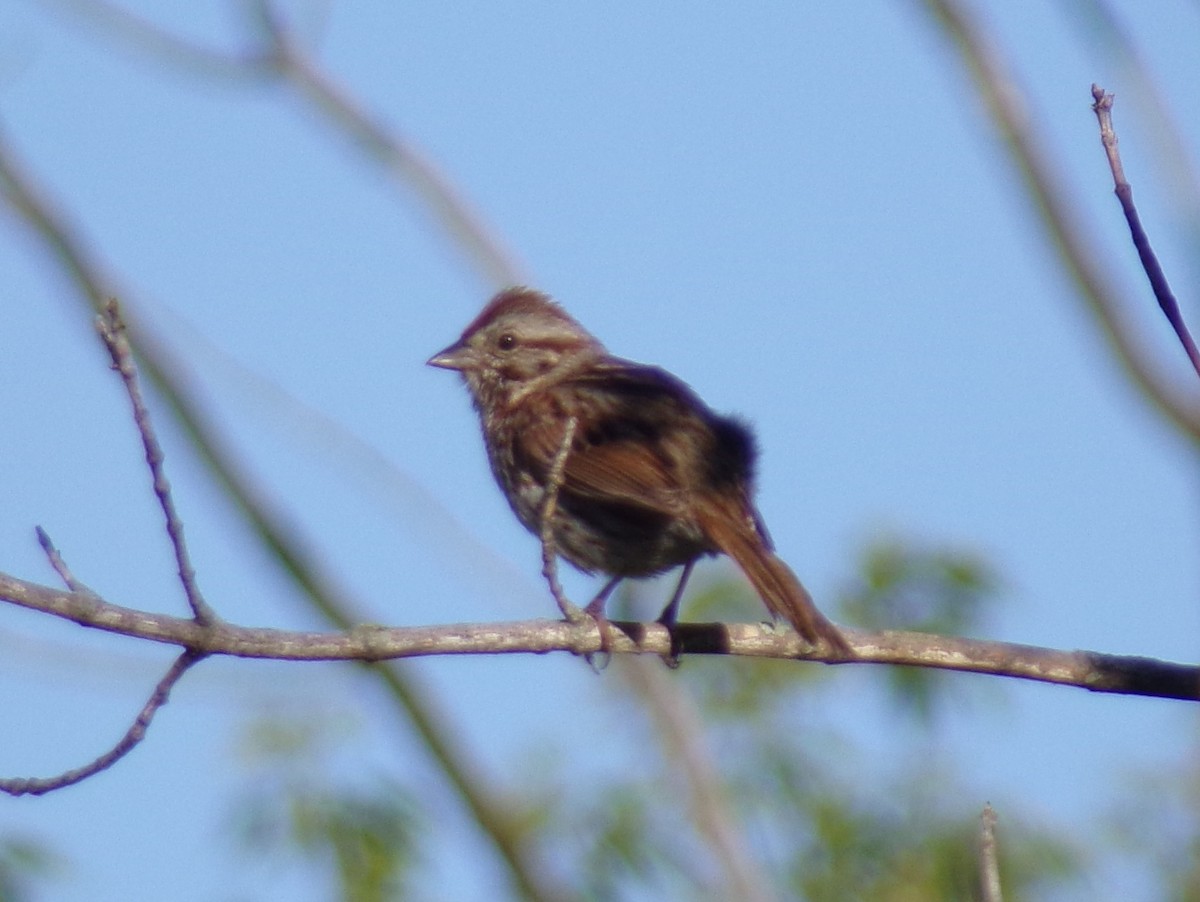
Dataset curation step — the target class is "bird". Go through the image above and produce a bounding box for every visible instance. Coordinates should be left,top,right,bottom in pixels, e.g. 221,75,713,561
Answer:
428,287,850,656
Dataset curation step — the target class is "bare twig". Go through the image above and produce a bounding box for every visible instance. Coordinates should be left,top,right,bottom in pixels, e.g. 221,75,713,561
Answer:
540,416,584,621
539,415,614,662
1061,4,1200,208
0,650,201,797
978,803,1003,902
918,0,1200,442
96,300,216,624
35,527,88,593
1,569,1196,700
1091,85,1200,379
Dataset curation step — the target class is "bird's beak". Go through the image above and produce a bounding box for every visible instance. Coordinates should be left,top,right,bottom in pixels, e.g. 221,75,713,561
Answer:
426,340,471,371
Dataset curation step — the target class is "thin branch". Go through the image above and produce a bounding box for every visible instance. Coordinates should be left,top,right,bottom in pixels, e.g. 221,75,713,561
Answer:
978,803,1003,902
917,0,1200,442
1,570,1196,701
540,416,584,621
35,527,88,593
41,0,523,288
1091,85,1200,378
1062,2,1200,210
42,0,268,80
0,650,201,797
539,416,615,663
96,300,216,624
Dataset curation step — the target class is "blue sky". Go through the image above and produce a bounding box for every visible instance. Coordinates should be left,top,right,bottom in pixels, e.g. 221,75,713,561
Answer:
1,2,1197,899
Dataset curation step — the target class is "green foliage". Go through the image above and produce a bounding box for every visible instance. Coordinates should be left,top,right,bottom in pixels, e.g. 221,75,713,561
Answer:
1109,754,1200,901
573,783,700,901
523,541,1083,900
229,713,421,902
841,540,1001,723
0,836,61,902
842,539,998,636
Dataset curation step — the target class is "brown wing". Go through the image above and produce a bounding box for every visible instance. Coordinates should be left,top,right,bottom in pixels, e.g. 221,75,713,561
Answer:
562,433,689,514
517,359,714,519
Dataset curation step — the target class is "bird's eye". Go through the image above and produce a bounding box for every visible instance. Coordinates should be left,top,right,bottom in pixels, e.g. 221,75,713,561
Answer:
497,333,517,351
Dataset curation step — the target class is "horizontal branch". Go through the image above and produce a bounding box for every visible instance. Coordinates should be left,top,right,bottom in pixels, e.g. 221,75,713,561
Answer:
2,570,1194,701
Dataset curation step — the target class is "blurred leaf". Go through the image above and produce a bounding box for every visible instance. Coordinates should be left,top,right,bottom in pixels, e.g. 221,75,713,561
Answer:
553,543,1083,901
229,713,422,902
236,781,420,902
0,836,63,902
577,785,669,900
841,540,1002,722
233,708,360,769
842,540,998,635
1108,753,1200,901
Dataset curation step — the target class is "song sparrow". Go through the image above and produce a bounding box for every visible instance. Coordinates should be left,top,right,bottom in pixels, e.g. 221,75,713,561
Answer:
428,287,850,656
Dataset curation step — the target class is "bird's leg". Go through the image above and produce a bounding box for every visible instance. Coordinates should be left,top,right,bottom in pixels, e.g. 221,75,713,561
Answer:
585,576,623,618
656,561,695,628
656,560,694,666
583,576,621,661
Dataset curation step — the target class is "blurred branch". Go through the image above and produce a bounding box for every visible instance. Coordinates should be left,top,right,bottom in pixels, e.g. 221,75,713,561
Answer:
621,658,776,902
42,0,525,288
918,0,1200,442
1091,85,1200,378
0,94,566,902
44,0,268,79
979,803,1003,902
250,3,525,288
1,569,1196,700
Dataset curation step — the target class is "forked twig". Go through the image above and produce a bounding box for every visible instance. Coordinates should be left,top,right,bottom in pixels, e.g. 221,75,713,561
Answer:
1091,84,1200,379
622,658,774,902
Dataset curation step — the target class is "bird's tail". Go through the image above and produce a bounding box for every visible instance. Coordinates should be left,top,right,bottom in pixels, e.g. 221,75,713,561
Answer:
699,500,852,657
